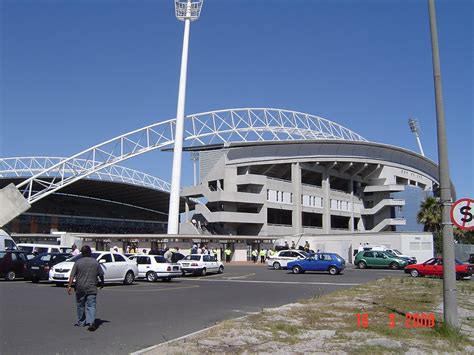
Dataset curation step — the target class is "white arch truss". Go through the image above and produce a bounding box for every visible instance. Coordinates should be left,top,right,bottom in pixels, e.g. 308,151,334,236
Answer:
0,157,171,192
14,108,367,204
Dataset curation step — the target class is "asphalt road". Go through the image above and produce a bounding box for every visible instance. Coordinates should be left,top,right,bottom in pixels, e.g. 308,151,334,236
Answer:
0,264,430,355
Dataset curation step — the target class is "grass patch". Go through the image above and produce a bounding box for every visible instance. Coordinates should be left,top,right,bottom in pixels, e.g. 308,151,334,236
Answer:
434,322,471,344
148,276,473,355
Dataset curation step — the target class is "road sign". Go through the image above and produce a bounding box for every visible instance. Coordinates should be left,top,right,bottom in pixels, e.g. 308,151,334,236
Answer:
450,198,474,230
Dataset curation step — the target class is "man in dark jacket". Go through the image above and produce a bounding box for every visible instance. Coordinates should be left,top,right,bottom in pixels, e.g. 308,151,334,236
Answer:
67,245,104,331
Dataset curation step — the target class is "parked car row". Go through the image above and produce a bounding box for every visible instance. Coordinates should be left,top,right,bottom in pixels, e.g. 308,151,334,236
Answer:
0,250,225,283
267,248,472,280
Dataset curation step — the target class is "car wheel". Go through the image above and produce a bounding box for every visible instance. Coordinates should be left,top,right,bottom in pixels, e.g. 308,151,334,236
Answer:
181,270,186,277
410,269,419,278
328,266,338,275
357,261,367,269
218,266,224,274
292,265,302,274
123,271,134,285
6,271,16,281
201,268,207,276
389,262,399,270
456,273,462,280
31,277,40,283
146,271,157,282
273,262,281,270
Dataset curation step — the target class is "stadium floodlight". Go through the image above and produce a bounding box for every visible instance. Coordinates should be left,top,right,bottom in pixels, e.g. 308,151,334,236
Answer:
408,118,425,156
167,0,204,235
175,0,203,21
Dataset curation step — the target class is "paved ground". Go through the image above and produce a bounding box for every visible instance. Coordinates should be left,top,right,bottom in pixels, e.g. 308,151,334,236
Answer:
0,264,413,355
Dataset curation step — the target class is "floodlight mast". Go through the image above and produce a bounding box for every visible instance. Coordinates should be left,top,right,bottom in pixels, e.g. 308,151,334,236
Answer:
167,0,204,235
408,118,425,156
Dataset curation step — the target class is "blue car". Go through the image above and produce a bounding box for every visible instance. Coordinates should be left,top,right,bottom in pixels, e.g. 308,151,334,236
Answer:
287,253,345,275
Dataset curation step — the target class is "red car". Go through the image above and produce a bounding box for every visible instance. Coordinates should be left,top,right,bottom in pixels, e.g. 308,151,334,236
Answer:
405,257,472,280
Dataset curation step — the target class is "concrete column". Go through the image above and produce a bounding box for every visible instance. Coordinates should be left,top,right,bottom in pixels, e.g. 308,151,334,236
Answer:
350,178,354,232
291,163,302,236
323,168,331,233
184,198,190,222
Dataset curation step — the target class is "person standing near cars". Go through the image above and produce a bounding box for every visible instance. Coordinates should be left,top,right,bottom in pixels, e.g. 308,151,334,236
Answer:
259,249,266,263
67,245,104,331
71,244,80,256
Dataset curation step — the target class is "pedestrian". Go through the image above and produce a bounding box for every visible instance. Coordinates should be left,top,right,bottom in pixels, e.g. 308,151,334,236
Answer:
67,245,104,331
284,240,289,249
163,247,173,262
71,244,80,256
304,241,310,252
224,247,232,262
291,240,296,249
212,248,218,260
266,248,272,260
191,244,198,254
259,249,266,263
251,249,258,263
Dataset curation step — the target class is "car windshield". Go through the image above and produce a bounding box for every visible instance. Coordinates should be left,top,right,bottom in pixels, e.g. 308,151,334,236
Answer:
183,255,201,261
392,249,402,255
455,259,464,265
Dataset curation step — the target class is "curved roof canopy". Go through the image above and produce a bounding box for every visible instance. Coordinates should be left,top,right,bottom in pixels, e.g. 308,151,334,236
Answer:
11,108,367,204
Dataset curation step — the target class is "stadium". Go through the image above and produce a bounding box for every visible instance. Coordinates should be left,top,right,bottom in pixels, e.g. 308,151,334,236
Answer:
0,108,436,262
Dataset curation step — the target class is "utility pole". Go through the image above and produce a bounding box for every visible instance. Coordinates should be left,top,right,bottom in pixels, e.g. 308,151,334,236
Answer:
427,0,458,328
167,0,204,234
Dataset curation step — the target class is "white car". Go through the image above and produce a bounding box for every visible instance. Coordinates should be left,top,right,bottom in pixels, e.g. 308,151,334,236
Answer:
177,254,224,276
49,251,139,285
267,250,309,270
129,254,182,282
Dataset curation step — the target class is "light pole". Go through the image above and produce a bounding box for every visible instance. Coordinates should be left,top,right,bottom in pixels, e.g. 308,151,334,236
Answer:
427,0,458,328
408,118,425,156
167,0,204,234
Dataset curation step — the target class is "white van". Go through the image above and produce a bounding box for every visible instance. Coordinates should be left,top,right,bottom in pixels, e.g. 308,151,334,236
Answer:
17,243,64,254
0,229,18,251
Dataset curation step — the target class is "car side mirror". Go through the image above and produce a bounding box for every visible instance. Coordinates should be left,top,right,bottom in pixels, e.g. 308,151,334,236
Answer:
99,259,106,264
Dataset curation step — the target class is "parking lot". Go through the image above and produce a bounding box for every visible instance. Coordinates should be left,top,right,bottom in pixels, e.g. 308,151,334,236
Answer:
0,264,417,355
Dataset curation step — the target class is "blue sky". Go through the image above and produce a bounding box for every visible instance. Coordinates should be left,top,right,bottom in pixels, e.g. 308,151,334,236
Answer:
1,0,472,199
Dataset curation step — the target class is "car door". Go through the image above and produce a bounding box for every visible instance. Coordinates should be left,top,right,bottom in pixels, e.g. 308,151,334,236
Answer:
97,253,115,280
374,252,389,267
420,258,437,276
277,251,291,267
202,255,213,272
304,256,318,271
433,259,443,277
11,252,25,276
135,256,152,278
316,253,331,271
363,251,375,266
113,253,128,279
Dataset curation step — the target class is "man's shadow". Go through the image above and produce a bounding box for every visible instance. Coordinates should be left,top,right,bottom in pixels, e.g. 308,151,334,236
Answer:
93,318,110,330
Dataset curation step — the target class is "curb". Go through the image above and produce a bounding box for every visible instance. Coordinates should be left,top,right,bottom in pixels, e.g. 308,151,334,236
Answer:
130,315,249,355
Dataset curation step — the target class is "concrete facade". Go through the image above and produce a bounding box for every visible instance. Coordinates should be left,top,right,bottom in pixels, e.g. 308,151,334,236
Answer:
181,140,439,238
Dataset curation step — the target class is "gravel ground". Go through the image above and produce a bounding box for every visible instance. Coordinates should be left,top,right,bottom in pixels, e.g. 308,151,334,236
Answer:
140,277,474,355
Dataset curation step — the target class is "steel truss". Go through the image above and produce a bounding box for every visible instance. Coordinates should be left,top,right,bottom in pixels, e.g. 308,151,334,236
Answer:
13,108,367,204
1,157,170,192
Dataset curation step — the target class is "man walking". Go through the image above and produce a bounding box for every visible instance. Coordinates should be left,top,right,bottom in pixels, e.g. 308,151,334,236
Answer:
67,245,104,331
